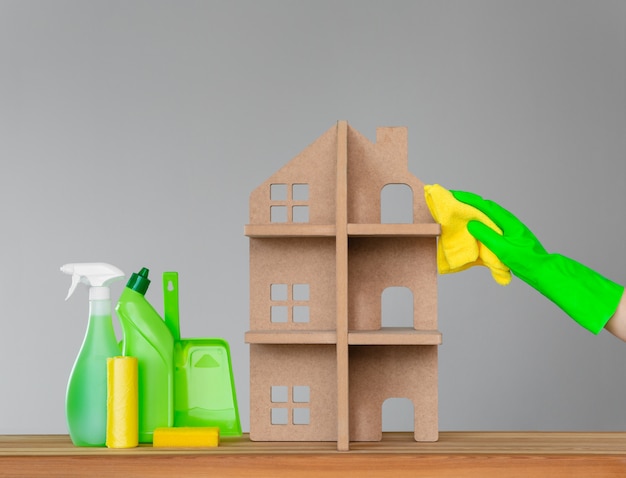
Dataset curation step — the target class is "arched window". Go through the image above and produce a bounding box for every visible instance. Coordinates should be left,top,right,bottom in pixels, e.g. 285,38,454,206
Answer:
381,286,414,328
381,183,413,224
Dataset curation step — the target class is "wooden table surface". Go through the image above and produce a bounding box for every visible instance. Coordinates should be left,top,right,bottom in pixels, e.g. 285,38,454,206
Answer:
1,432,626,477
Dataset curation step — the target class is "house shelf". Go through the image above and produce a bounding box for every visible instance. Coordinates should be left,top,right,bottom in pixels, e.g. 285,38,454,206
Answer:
347,223,441,237
247,121,441,450
245,330,337,344
245,224,336,238
245,329,442,346
348,328,442,346
245,223,441,238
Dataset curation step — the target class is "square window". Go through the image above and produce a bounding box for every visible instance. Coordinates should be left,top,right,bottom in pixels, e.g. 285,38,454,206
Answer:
292,183,309,201
271,284,288,301
271,306,288,323
293,305,309,323
271,386,289,403
292,386,310,403
271,205,287,223
292,205,309,223
293,284,310,301
270,183,287,201
293,408,310,425
271,408,288,425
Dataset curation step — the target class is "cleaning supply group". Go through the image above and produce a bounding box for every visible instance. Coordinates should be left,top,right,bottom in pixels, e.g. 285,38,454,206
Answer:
60,185,626,448
61,264,241,448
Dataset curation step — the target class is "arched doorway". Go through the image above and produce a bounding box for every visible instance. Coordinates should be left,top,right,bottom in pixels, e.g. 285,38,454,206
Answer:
381,183,413,224
381,286,414,328
382,397,414,432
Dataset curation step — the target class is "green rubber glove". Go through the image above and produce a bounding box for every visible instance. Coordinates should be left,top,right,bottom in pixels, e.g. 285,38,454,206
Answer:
451,190,624,334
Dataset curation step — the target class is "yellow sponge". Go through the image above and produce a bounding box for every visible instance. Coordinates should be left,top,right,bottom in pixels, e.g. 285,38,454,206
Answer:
153,427,220,448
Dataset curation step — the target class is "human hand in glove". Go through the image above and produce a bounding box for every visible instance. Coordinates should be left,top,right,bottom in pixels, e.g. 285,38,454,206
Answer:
451,190,625,336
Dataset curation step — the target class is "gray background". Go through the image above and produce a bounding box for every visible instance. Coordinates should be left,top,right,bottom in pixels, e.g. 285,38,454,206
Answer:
1,0,625,435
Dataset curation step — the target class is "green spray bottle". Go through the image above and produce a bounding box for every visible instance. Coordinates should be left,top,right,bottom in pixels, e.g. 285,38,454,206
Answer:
61,262,125,446
115,267,174,443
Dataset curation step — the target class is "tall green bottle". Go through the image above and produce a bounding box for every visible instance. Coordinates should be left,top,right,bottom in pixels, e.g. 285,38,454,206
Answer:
116,268,174,443
61,263,125,446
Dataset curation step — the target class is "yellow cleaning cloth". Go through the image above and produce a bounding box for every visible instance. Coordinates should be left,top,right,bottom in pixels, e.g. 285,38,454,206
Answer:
153,427,220,448
106,356,138,449
424,184,511,285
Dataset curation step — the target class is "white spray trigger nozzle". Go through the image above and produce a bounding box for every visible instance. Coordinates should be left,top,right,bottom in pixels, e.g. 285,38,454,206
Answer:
65,273,81,301
61,263,125,301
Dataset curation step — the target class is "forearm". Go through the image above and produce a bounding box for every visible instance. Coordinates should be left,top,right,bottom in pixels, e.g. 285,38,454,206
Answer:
604,293,626,342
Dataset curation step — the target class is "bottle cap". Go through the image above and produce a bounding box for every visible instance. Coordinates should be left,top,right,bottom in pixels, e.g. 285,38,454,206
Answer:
126,267,151,295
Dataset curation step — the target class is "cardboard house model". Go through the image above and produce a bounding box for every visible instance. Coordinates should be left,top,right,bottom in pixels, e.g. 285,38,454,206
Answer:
245,121,442,451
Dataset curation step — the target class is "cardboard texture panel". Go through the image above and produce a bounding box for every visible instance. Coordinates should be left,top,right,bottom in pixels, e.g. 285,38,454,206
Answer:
348,237,437,331
249,237,336,332
335,120,350,451
249,124,337,226
346,125,433,225
349,345,438,442
249,344,337,442
246,122,441,450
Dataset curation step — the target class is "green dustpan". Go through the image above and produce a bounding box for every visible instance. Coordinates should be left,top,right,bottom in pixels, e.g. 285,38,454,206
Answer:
163,272,242,436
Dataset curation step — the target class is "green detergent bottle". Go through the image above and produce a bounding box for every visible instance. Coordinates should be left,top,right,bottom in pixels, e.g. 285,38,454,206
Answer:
116,268,174,443
61,263,125,446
